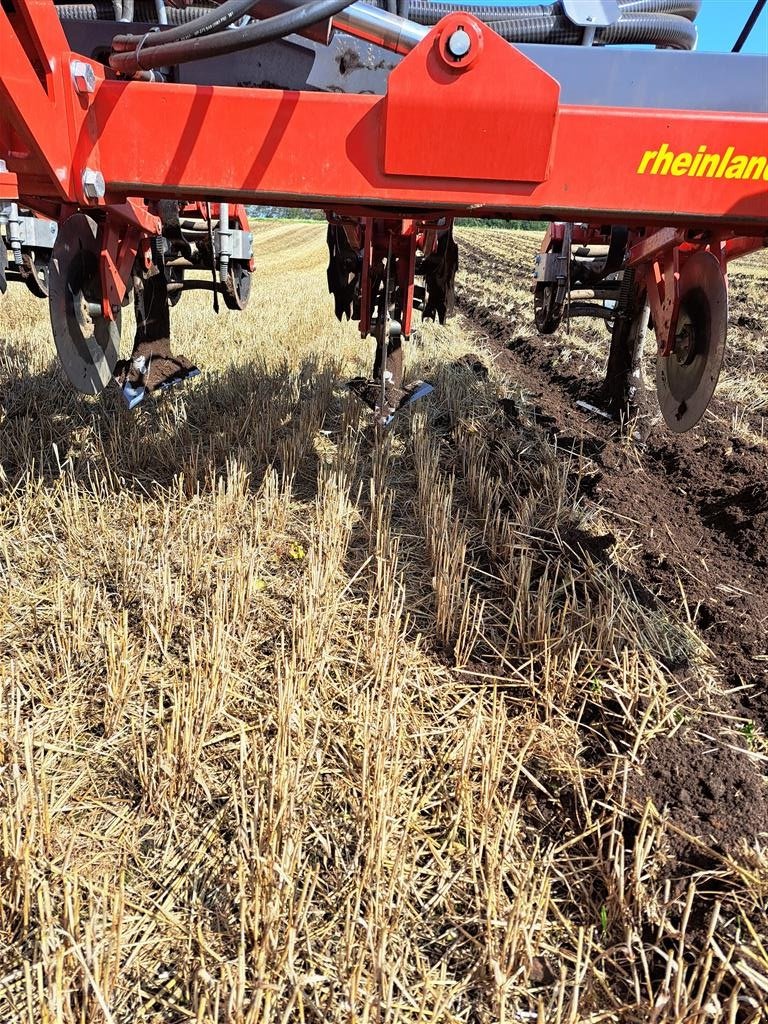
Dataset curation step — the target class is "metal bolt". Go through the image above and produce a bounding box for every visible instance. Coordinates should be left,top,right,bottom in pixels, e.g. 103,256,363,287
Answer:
71,60,96,95
447,28,471,59
82,168,105,201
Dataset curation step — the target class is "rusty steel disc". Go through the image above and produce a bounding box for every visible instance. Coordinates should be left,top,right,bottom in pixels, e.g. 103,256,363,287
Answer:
656,250,727,433
48,213,121,395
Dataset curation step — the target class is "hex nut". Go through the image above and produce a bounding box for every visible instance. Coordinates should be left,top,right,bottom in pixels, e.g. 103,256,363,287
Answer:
82,168,106,201
71,60,96,95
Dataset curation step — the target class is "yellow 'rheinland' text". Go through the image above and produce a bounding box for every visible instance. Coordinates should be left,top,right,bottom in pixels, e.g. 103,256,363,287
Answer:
636,144,768,180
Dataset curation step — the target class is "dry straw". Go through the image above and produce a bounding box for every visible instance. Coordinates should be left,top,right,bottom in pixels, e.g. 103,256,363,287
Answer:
0,222,765,1022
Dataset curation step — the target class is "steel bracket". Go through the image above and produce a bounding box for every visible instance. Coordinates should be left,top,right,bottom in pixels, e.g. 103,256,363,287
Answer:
534,251,566,283
562,1,620,27
384,14,559,182
97,200,160,318
640,248,680,357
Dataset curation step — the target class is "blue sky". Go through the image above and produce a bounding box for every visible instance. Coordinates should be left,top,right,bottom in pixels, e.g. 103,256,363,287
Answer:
695,0,767,53
494,1,768,53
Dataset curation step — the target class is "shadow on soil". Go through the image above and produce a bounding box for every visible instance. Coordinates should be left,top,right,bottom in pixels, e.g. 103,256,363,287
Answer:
0,352,351,502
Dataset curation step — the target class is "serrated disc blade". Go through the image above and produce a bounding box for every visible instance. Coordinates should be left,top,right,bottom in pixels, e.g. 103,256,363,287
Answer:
48,213,121,395
656,250,727,433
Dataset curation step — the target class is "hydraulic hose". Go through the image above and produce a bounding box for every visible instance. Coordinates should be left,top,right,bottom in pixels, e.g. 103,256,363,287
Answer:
109,0,355,72
112,0,258,50
734,0,767,51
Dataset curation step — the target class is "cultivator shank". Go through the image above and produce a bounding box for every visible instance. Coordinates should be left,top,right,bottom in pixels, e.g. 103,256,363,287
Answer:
0,0,766,427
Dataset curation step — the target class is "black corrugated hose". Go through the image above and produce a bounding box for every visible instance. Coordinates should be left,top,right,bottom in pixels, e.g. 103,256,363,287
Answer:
57,0,702,52
55,2,216,21
406,0,700,22
405,0,700,48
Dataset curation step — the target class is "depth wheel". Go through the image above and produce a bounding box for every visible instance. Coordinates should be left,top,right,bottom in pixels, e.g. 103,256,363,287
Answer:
222,260,252,311
656,251,727,433
48,213,121,395
534,281,563,334
21,253,50,299
534,238,564,334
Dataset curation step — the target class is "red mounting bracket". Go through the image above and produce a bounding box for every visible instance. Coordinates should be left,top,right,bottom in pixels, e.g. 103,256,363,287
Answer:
629,228,685,356
0,162,18,200
384,15,560,183
98,199,161,319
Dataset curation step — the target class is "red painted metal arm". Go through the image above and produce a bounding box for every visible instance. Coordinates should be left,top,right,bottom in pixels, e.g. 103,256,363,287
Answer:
85,86,767,230
0,2,76,199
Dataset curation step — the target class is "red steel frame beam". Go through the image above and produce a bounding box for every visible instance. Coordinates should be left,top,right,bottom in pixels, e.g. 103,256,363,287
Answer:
2,4,767,235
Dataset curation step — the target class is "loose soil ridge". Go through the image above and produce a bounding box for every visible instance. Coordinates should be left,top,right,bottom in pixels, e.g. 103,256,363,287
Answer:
456,228,768,870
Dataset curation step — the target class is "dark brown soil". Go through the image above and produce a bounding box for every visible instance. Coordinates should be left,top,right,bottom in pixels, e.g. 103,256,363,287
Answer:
627,734,768,865
455,233,768,863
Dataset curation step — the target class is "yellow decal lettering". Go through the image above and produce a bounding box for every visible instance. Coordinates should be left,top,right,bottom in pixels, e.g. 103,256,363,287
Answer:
671,153,692,175
637,144,767,182
637,150,657,173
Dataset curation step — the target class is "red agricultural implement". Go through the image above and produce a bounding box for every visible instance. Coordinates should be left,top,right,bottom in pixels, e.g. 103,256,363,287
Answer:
1,0,766,428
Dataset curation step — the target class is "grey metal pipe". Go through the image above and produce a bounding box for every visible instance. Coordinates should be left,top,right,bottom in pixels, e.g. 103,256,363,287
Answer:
569,288,623,300
333,2,427,52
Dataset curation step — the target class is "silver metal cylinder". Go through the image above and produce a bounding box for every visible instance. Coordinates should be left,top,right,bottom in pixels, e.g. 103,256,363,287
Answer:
569,288,623,300
333,3,428,54
217,202,231,284
7,202,23,267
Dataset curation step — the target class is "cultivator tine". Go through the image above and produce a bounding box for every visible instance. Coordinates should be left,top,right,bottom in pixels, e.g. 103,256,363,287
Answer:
120,379,147,410
347,376,433,427
115,356,201,409
114,268,200,409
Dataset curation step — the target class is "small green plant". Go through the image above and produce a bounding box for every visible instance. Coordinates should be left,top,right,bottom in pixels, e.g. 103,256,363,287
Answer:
742,719,757,750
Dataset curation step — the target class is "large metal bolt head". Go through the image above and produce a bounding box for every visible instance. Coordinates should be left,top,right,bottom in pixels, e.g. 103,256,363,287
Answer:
447,28,472,59
71,60,96,95
82,168,106,201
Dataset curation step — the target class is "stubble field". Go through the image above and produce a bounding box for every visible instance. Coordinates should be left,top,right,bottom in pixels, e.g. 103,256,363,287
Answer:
0,221,766,1023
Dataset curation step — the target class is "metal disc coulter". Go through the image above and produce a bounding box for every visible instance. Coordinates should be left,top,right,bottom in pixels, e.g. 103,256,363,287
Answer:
656,251,728,433
48,213,121,395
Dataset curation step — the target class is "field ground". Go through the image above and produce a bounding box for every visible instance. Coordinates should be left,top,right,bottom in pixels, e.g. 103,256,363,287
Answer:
0,222,766,1022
